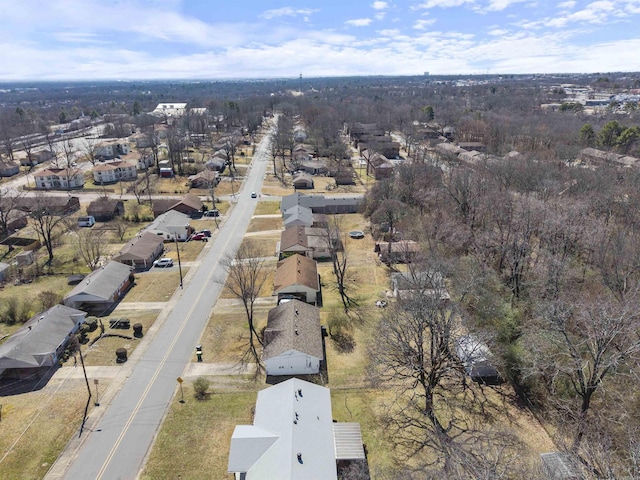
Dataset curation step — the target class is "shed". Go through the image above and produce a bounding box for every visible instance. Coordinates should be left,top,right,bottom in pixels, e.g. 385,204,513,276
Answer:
455,334,502,385
540,452,579,480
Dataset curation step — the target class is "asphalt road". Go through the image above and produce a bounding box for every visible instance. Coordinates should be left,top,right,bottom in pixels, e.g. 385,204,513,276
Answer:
51,119,276,480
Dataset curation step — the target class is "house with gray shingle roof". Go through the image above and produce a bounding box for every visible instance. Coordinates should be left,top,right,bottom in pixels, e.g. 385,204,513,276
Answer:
62,261,133,314
263,300,323,377
0,305,86,380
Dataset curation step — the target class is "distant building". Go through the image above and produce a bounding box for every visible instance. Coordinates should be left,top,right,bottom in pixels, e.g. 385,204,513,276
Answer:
93,161,137,184
33,168,84,190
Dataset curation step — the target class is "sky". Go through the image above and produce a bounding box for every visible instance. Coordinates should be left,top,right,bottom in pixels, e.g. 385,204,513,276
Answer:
1,0,639,81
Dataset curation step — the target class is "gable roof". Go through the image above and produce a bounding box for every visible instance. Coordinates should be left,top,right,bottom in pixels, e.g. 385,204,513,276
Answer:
64,261,132,302
87,198,124,216
0,305,86,369
113,232,164,262
280,226,309,251
274,254,319,292
228,379,338,480
148,209,192,232
263,300,323,361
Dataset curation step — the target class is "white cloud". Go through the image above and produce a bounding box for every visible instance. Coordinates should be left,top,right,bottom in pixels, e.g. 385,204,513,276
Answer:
413,0,474,9
375,12,387,20
372,1,388,9
483,0,527,11
558,1,576,9
345,18,373,26
260,7,319,20
414,19,436,29
488,28,509,35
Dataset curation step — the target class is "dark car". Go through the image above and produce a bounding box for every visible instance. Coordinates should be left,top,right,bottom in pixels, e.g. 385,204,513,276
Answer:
204,209,220,217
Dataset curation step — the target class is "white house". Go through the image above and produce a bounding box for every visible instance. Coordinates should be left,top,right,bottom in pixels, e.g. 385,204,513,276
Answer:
92,160,137,184
145,210,192,241
228,379,366,480
263,300,324,377
94,142,129,160
33,167,85,190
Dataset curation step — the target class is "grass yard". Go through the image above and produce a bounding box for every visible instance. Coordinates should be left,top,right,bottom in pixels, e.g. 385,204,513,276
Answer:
239,234,280,258
246,216,282,233
197,305,272,363
261,174,293,197
140,387,258,480
0,380,89,480
253,200,281,215
82,310,160,366
123,269,185,303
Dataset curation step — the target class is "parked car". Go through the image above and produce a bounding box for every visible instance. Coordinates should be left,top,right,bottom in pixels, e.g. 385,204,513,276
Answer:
197,229,211,237
251,191,257,198
153,257,174,268
204,209,219,217
190,232,208,241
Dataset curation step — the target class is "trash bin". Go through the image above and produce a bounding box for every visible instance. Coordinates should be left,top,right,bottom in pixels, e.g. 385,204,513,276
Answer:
196,345,203,362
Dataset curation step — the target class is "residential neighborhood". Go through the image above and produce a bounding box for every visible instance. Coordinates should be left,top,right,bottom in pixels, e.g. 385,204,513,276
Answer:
0,71,639,480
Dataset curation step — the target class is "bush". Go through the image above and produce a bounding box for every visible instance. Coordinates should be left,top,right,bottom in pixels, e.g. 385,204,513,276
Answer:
193,376,211,400
133,323,143,338
85,317,99,332
115,347,128,363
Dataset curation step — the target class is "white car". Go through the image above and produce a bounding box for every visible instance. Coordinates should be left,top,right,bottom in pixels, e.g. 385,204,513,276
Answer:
153,257,174,268
251,191,257,198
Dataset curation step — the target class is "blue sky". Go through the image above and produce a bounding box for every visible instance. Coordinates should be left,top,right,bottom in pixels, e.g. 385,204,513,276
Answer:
1,0,639,80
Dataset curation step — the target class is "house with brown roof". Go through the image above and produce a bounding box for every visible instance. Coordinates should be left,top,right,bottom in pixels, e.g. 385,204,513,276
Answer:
112,232,165,270
86,198,125,221
278,226,334,260
152,193,204,218
263,300,324,377
188,170,219,189
274,254,320,305
366,152,395,179
12,196,80,215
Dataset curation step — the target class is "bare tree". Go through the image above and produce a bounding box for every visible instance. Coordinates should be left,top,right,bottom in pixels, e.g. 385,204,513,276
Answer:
80,137,99,166
0,188,21,237
525,297,640,451
324,216,358,313
220,242,268,370
369,295,518,476
77,228,105,270
29,194,66,264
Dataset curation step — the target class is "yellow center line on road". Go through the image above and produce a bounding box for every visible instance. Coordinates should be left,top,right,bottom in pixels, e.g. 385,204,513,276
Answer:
94,202,247,480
